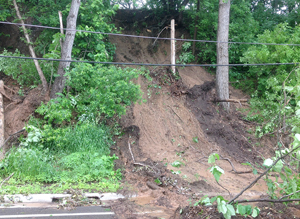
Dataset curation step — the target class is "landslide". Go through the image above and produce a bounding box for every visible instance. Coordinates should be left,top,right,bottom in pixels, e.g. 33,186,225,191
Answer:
109,10,283,219
0,9,293,219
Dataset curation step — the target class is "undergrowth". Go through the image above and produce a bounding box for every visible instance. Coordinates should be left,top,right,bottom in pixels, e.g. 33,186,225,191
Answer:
0,122,121,193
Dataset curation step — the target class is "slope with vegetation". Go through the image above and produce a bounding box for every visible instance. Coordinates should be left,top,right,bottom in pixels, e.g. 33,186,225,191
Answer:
0,0,300,218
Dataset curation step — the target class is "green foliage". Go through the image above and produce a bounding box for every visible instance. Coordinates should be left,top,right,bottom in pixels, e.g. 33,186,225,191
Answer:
240,24,300,136
209,165,224,183
36,94,74,124
0,0,11,21
0,49,54,86
185,0,258,67
33,0,118,61
208,153,219,164
0,181,119,195
241,23,300,96
66,63,143,118
192,136,198,143
171,160,184,168
194,195,260,219
36,64,143,124
206,153,261,219
177,42,195,64
0,122,121,185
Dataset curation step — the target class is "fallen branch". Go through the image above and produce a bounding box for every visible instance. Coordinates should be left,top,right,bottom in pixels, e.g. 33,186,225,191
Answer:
153,26,169,46
279,190,300,200
213,99,248,103
128,140,135,163
0,172,14,188
0,88,12,101
0,129,25,150
128,141,157,172
4,85,16,94
232,198,300,204
168,106,184,123
228,145,300,204
220,157,252,174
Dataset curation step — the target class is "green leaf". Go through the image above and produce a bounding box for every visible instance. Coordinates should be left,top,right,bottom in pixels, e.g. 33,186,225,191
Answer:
245,205,252,215
284,86,293,92
208,153,219,164
217,198,227,214
295,134,300,142
251,207,260,218
210,196,217,203
296,109,300,118
210,166,224,182
273,160,283,172
227,204,236,215
237,204,246,215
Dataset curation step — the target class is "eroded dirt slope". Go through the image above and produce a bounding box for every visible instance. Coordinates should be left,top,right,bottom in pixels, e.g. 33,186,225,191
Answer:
109,11,281,219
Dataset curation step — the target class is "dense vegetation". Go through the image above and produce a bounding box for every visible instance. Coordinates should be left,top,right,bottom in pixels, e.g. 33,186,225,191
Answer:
0,0,145,193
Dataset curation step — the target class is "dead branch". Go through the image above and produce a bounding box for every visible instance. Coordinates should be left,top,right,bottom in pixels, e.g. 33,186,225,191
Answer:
128,141,157,172
232,198,300,204
153,26,169,46
133,162,156,172
168,106,184,123
279,190,300,200
0,172,14,188
213,99,248,103
4,85,16,94
128,140,135,163
0,88,12,101
0,129,25,150
220,157,252,174
228,145,300,204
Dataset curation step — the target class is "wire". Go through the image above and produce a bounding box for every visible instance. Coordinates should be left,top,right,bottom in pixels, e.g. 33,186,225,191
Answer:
1,21,300,47
1,55,299,67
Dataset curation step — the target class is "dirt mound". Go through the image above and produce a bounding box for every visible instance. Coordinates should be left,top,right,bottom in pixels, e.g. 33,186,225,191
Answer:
0,73,49,156
187,81,261,163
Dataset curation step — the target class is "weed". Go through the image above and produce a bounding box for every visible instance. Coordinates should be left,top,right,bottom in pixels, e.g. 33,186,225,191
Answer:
154,178,162,185
0,122,121,188
171,160,184,168
193,137,199,143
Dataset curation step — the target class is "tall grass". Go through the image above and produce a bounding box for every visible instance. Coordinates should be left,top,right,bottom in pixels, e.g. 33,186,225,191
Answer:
0,122,121,184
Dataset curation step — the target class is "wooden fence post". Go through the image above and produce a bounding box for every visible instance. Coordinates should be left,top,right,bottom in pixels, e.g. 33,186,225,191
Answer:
171,19,176,74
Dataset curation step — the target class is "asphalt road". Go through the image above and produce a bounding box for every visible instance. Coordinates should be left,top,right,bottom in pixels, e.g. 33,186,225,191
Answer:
0,206,115,219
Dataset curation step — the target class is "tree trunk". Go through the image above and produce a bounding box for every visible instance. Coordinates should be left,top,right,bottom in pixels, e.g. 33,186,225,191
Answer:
50,0,81,99
216,0,230,111
192,0,200,56
13,0,48,93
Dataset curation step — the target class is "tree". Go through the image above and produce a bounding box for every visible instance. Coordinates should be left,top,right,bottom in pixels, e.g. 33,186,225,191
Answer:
216,0,230,111
50,0,81,98
13,0,49,93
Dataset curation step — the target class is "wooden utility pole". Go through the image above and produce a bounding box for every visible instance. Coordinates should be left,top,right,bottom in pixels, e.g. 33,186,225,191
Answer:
171,19,176,74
